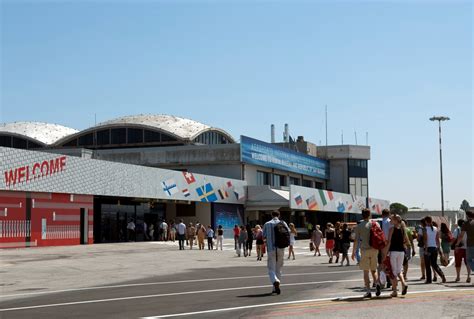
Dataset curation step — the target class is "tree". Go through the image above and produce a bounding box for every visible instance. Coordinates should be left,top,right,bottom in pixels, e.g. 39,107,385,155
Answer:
390,202,408,215
460,200,471,212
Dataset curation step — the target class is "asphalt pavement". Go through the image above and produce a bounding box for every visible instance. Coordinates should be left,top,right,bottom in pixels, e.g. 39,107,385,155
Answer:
0,239,473,318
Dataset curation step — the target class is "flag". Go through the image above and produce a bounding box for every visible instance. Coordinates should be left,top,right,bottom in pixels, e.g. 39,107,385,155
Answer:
182,188,191,197
337,201,346,213
162,179,178,197
318,189,328,206
182,171,196,184
218,188,229,200
196,183,218,202
234,187,245,200
327,191,334,201
306,195,318,210
294,194,303,206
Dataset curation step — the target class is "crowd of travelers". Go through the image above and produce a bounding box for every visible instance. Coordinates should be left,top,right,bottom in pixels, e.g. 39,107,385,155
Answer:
351,208,474,299
130,209,474,297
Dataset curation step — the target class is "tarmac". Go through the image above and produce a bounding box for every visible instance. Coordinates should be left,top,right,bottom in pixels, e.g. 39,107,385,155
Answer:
0,239,473,318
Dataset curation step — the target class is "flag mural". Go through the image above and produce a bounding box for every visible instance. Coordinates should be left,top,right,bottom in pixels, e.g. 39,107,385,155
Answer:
369,198,390,215
182,189,191,197
182,171,196,184
196,183,218,202
289,185,387,214
306,195,318,210
162,179,178,196
318,189,334,206
218,188,229,200
294,194,303,206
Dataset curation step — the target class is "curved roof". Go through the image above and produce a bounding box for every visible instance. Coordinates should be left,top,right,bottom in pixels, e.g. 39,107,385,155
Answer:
0,122,79,145
67,114,235,142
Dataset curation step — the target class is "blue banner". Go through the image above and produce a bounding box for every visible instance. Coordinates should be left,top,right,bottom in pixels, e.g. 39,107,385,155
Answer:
240,136,328,179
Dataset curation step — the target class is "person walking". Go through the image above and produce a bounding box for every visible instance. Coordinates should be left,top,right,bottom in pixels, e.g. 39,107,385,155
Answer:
453,219,471,283
380,209,393,288
352,209,381,298
160,220,168,241
233,225,240,251
312,225,324,257
148,223,155,241
237,225,248,257
402,219,416,281
384,214,409,297
207,225,214,250
333,222,342,264
456,211,474,276
254,225,264,261
423,216,447,284
170,219,177,243
187,223,196,250
197,224,206,250
340,223,351,266
325,223,335,263
263,211,290,295
246,224,254,257
169,220,176,242
440,223,453,262
287,223,297,260
216,225,224,250
417,218,427,281
127,219,135,242
177,219,186,250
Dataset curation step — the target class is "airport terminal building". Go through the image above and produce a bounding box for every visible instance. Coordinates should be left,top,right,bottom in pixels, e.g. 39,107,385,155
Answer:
0,115,389,248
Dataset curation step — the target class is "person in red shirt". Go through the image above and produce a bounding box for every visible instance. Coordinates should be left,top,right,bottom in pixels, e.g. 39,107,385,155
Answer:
233,225,240,252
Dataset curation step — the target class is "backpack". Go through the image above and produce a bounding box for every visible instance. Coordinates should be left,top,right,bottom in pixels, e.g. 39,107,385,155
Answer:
369,221,386,250
417,228,425,248
274,222,290,249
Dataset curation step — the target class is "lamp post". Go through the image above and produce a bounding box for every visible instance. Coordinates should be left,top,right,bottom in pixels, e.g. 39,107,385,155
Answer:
429,116,450,217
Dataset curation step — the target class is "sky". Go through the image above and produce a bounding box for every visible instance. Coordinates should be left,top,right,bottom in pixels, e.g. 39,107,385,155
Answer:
1,1,472,210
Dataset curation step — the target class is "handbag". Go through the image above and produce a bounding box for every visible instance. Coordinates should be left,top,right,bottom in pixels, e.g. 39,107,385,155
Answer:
439,253,449,267
309,242,315,251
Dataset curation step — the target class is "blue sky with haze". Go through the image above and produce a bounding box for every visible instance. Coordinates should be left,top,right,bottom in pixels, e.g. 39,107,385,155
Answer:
1,1,472,210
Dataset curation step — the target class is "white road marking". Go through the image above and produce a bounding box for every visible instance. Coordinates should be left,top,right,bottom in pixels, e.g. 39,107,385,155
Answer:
141,287,474,318
0,278,366,312
0,270,360,299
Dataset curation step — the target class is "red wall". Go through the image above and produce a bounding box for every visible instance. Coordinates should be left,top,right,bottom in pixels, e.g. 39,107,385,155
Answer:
0,191,93,248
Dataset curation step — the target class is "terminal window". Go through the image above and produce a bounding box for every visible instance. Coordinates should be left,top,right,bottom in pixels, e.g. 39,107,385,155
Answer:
257,171,270,185
272,174,286,187
349,177,368,197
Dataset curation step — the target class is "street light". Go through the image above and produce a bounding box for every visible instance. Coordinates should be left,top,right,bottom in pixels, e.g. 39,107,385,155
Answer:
429,116,450,217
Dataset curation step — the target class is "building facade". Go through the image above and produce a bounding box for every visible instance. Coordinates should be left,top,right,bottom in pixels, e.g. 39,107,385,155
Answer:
1,114,389,247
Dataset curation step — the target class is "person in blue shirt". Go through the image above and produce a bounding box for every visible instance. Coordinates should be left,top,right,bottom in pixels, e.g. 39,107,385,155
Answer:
263,211,289,295
206,225,214,250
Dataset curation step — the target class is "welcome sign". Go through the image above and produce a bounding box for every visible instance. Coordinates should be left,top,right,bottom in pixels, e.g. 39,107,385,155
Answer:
240,136,328,179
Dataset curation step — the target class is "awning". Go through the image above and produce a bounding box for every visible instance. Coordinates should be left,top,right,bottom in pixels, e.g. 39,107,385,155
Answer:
246,186,289,211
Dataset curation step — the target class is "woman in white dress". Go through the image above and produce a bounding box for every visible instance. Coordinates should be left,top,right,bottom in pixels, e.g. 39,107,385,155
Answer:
287,223,297,260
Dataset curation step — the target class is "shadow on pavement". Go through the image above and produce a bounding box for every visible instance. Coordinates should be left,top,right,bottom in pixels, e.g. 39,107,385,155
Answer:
237,293,274,298
333,295,392,302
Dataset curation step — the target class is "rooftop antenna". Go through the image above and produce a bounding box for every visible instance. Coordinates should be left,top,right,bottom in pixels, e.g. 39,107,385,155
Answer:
341,130,344,145
366,131,368,145
271,124,275,143
94,113,97,126
354,130,358,145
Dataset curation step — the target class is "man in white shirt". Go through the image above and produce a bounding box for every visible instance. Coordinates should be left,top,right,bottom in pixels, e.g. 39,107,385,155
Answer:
263,211,289,295
177,219,186,250
127,219,135,242
160,220,168,241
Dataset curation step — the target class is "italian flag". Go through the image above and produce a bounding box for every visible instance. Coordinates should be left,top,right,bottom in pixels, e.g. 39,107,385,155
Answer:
318,190,334,206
